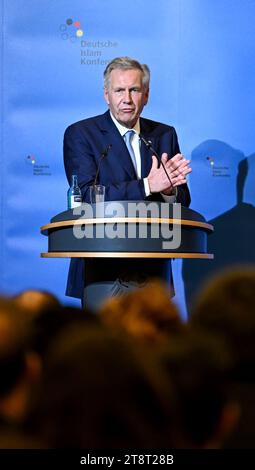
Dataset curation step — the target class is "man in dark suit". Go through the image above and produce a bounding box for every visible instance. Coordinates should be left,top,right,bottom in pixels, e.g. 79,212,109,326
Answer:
64,57,191,307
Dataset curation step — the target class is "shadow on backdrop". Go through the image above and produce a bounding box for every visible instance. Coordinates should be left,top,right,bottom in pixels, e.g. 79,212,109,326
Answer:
182,140,255,314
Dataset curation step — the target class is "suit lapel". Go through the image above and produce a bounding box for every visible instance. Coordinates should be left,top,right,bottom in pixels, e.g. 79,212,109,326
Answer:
98,111,137,179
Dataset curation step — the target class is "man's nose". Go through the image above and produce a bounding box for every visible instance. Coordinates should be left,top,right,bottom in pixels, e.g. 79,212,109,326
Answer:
123,89,132,103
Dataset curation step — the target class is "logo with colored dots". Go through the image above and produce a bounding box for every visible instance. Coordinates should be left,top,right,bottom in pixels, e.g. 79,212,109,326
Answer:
26,155,36,165
206,156,215,166
25,155,52,176
59,18,84,42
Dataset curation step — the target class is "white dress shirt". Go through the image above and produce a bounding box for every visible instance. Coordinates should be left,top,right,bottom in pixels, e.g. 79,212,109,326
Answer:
110,112,176,201
110,113,151,196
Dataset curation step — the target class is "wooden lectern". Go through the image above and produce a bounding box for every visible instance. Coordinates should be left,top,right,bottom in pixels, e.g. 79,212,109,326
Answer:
41,201,213,309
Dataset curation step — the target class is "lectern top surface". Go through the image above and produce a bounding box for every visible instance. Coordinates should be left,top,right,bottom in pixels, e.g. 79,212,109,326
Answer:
50,201,207,224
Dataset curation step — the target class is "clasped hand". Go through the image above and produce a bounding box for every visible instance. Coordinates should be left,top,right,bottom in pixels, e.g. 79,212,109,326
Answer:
147,153,192,194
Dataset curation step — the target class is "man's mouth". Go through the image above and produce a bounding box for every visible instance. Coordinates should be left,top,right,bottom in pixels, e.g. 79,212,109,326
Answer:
121,108,134,113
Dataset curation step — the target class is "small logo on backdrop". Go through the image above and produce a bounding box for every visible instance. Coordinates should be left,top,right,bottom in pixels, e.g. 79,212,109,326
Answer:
26,155,36,165
206,156,215,166
59,16,119,66
25,155,52,176
59,18,84,43
206,156,230,177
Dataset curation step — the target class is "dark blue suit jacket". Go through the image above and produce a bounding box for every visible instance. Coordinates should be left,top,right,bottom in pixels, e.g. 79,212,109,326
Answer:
64,110,191,298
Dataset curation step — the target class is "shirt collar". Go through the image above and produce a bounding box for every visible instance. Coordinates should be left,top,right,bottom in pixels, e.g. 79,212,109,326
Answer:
110,112,140,137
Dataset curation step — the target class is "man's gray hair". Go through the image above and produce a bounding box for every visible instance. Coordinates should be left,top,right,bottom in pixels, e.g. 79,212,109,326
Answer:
103,56,150,90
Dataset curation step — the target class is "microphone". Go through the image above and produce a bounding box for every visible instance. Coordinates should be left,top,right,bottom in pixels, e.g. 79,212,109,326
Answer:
93,144,112,186
140,135,177,197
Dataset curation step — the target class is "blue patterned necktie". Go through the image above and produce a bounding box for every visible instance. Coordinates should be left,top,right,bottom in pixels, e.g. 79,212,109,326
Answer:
124,130,137,174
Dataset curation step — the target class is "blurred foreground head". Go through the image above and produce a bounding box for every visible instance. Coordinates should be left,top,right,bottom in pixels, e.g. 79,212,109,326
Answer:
0,296,40,422
159,328,239,448
190,266,255,379
99,280,184,345
14,289,61,317
26,322,175,448
14,289,96,357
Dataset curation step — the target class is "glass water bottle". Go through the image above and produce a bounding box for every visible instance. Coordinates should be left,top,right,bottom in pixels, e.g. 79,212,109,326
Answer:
67,175,82,209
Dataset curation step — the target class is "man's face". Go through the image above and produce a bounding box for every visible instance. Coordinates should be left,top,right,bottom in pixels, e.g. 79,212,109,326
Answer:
104,68,149,128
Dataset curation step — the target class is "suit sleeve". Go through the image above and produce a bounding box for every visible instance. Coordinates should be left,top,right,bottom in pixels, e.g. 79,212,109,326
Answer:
170,128,191,208
64,124,146,203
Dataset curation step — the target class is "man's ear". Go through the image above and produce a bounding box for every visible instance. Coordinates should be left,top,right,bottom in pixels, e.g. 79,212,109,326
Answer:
143,88,149,106
104,87,110,105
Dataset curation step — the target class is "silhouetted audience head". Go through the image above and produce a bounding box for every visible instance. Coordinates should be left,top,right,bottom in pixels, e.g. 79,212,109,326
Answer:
159,329,239,448
190,266,255,379
189,267,255,448
14,289,61,318
26,322,175,448
0,296,40,424
28,305,98,357
99,280,184,345
14,289,97,358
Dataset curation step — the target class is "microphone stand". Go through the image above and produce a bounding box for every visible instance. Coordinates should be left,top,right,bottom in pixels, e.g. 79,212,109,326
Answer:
93,144,112,187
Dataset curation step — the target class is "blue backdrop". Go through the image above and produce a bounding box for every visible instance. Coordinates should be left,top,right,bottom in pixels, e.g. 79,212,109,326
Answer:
1,0,255,316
